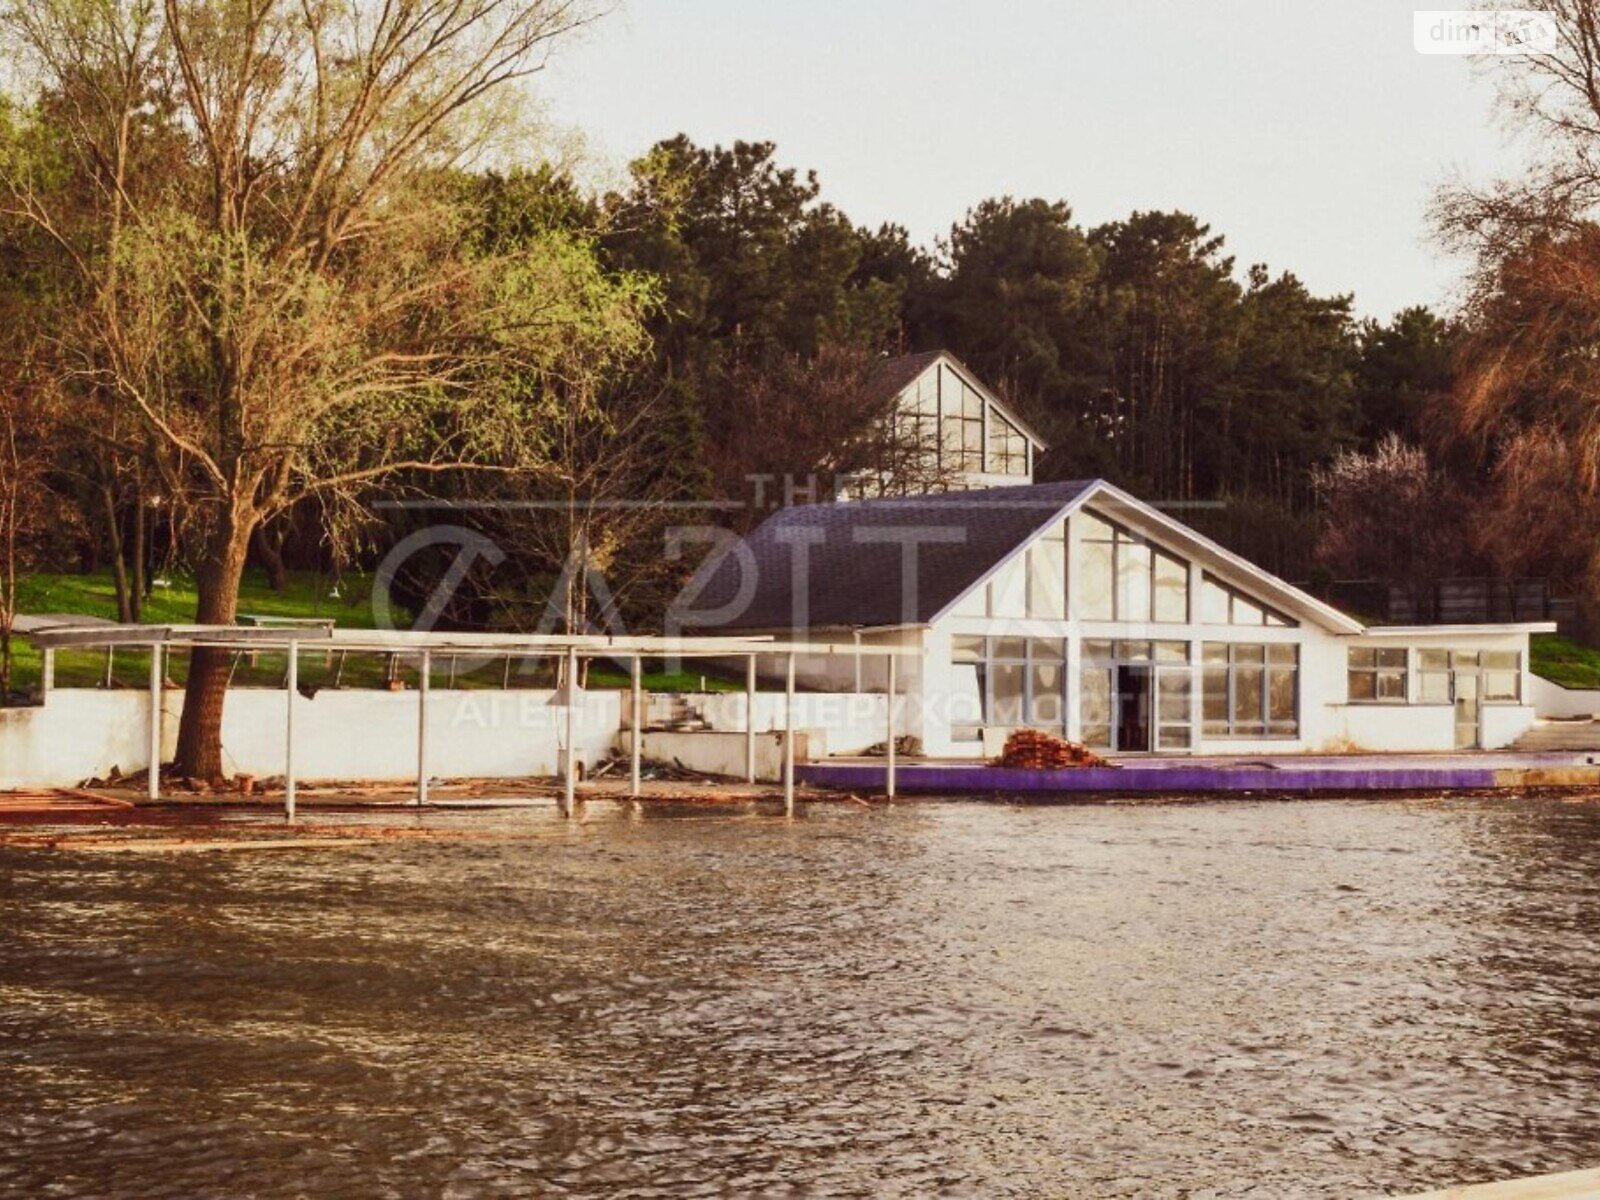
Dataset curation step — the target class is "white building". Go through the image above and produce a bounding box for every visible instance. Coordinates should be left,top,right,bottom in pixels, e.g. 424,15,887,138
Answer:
848,350,1047,494
681,478,1547,756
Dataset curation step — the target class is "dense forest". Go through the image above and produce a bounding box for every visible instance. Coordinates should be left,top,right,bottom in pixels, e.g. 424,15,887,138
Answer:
3,0,1600,776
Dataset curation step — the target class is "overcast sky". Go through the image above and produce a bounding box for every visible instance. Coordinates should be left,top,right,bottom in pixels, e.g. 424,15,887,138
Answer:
541,0,1535,321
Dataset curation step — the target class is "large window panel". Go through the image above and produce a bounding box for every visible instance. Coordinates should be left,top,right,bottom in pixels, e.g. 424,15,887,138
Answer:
1080,666,1113,749
1027,534,1066,619
1073,512,1190,624
1154,553,1189,622
988,410,1029,476
1077,539,1115,620
939,365,986,473
1204,642,1299,738
1200,573,1297,628
1158,669,1193,750
991,663,1025,726
989,555,1027,618
1117,540,1153,622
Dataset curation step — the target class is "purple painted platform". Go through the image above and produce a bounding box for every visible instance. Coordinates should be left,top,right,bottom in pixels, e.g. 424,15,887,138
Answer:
797,762,1502,795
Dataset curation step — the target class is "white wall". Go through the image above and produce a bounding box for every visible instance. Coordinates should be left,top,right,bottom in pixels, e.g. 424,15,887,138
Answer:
0,686,620,789
657,691,900,755
638,729,804,781
1530,675,1600,719
1482,705,1539,750
0,691,158,789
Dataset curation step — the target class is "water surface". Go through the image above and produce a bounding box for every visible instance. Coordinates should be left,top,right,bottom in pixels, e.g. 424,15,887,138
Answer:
3,796,1600,1197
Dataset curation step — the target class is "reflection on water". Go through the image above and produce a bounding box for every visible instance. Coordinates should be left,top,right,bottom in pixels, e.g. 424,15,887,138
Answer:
3,797,1600,1197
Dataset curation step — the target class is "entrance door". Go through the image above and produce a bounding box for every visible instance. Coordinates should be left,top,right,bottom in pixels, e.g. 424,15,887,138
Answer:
1116,665,1153,753
1453,669,1481,750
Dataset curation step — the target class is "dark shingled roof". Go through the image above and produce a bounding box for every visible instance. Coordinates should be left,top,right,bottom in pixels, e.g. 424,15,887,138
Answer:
862,349,942,408
681,481,1098,632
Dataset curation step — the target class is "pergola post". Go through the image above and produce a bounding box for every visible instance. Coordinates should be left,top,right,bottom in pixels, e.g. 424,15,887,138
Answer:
745,655,757,784
886,653,897,800
147,645,162,803
784,651,796,817
416,649,431,807
563,645,579,818
285,640,297,824
630,652,642,798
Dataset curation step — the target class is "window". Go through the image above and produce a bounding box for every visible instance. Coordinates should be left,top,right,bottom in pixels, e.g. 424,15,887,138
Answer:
895,370,941,477
988,409,1029,476
940,365,985,473
1202,643,1299,738
1484,650,1522,702
950,637,1070,733
1199,574,1295,627
1348,647,1407,703
1026,523,1066,619
1418,650,1451,703
1406,648,1522,705
988,554,1027,619
1073,512,1190,623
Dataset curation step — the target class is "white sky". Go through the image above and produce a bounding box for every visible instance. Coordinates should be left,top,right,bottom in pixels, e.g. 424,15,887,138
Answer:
541,0,1536,320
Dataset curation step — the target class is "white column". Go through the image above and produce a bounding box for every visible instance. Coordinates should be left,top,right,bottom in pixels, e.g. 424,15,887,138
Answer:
745,655,758,784
147,645,162,802
416,649,431,807
40,648,54,698
784,651,796,816
563,645,578,817
886,653,897,799
285,641,297,824
630,653,642,798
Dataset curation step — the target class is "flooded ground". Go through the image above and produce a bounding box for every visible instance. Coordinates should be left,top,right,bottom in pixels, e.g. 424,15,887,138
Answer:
3,796,1600,1198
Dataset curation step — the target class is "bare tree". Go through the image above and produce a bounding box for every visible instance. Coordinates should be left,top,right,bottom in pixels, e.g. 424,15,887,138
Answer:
0,0,647,777
1311,434,1471,607
701,344,958,529
0,390,50,700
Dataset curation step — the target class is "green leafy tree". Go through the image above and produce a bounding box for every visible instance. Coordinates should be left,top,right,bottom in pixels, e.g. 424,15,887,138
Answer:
0,0,648,779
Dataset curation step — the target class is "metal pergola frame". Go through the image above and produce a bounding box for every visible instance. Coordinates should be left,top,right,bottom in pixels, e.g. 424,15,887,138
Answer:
25,625,915,822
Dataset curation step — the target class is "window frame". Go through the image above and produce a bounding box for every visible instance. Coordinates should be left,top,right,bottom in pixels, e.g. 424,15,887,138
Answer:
1347,646,1409,705
1201,642,1300,740
1074,514,1190,624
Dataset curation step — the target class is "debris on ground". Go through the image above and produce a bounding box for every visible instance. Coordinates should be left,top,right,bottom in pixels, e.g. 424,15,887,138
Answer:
994,729,1111,770
588,754,726,783
863,735,922,757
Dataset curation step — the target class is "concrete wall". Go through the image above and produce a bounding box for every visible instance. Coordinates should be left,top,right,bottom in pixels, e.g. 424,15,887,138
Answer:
0,686,620,789
1326,704,1456,753
0,691,158,790
637,729,806,782
1482,704,1539,750
649,692,899,755
1531,675,1600,720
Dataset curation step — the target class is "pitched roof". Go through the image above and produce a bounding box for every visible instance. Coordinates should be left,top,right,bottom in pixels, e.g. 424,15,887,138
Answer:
865,350,1049,450
679,481,1096,632
862,349,943,408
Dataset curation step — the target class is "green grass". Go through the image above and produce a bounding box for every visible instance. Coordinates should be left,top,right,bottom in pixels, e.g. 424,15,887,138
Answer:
1531,633,1600,691
4,569,740,698
15,568,382,628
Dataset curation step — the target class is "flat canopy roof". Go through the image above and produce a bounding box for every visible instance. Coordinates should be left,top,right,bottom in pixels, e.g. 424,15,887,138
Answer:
21,623,921,658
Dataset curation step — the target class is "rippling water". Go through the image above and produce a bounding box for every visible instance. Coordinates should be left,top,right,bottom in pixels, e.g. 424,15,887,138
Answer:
4,797,1600,1197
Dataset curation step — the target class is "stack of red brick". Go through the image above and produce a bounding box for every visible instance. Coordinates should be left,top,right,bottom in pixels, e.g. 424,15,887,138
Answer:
995,729,1110,770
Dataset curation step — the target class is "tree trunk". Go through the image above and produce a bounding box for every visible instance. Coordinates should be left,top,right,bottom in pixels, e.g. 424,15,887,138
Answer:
102,485,133,625
130,483,146,621
253,523,287,593
173,513,254,780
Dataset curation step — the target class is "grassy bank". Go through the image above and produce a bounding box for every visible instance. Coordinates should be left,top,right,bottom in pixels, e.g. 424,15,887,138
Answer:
4,570,737,696
1530,633,1600,691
